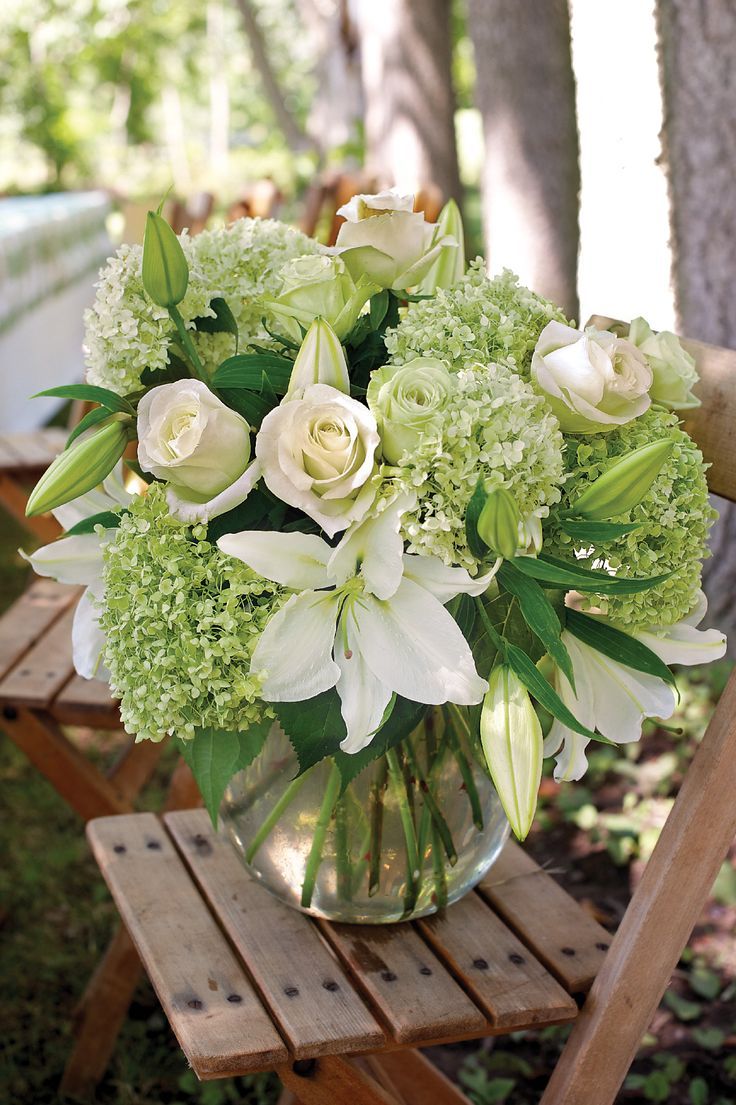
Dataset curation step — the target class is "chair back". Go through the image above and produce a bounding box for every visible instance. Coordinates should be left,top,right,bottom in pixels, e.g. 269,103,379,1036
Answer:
588,315,736,503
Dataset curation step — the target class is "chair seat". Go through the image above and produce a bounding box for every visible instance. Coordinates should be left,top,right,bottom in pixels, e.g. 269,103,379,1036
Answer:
86,809,612,1081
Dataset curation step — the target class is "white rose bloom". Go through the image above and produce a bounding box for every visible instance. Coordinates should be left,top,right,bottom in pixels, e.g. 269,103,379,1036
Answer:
255,383,379,537
332,188,455,291
366,356,452,463
137,380,254,515
628,317,700,410
267,254,378,342
532,320,652,434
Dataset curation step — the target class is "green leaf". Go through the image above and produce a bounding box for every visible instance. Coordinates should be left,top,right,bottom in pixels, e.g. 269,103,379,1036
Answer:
512,553,672,595
192,297,239,350
448,592,476,640
465,479,489,560
212,353,293,393
34,384,135,415
369,289,389,329
559,518,643,542
334,698,427,791
497,562,575,690
274,691,346,774
218,387,276,426
504,643,608,743
663,990,702,1022
688,966,722,1000
64,510,124,536
178,721,270,827
206,489,271,542
66,406,115,447
691,1027,725,1050
643,1070,671,1103
566,609,676,688
689,1076,710,1105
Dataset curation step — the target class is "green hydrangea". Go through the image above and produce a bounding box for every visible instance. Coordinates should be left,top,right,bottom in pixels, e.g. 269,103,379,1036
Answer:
385,263,569,377
380,360,565,569
84,219,319,396
547,409,716,625
99,485,283,742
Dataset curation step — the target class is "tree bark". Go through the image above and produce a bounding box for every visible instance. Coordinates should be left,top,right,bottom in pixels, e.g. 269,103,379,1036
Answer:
467,0,580,320
354,0,462,205
656,0,736,646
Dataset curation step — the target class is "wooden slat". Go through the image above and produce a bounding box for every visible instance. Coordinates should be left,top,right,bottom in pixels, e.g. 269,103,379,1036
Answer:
418,893,578,1030
165,809,385,1059
319,919,488,1045
0,428,66,470
0,474,62,542
87,813,289,1078
477,841,610,993
587,315,736,503
0,578,78,683
52,674,120,728
0,603,77,707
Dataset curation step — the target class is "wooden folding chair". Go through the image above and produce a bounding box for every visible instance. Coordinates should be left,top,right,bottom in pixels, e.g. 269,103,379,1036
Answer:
0,428,68,542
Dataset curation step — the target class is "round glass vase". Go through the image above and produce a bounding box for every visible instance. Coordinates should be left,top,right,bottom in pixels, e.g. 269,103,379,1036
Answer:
220,716,510,924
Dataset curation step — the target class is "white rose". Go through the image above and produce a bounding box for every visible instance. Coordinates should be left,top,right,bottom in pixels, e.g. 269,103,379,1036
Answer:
366,357,452,463
628,317,700,410
255,383,379,537
137,380,252,502
532,320,652,434
267,254,378,342
332,188,455,291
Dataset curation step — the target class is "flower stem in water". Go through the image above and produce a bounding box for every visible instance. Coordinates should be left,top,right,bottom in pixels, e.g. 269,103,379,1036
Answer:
368,757,388,897
301,761,342,909
404,742,457,866
334,794,352,902
245,769,311,864
445,711,484,831
386,748,420,916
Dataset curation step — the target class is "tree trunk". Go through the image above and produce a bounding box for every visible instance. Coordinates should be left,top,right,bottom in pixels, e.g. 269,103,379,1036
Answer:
467,0,580,320
656,0,736,648
297,0,363,152
354,0,462,205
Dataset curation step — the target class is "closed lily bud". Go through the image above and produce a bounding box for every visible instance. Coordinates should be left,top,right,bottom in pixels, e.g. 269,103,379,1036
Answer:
480,665,543,841
286,318,350,399
26,419,130,517
417,198,465,294
142,211,189,308
572,439,674,521
477,487,520,559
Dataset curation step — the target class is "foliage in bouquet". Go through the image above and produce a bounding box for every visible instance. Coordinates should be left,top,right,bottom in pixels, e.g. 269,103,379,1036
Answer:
25,189,726,853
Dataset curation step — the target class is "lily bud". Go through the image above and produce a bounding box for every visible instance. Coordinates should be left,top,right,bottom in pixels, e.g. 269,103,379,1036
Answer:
142,211,189,307
480,665,543,841
477,487,520,559
286,318,350,400
26,419,130,517
572,439,674,521
417,198,465,294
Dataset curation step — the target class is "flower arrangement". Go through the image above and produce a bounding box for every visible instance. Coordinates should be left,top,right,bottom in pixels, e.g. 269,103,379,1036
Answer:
25,191,726,919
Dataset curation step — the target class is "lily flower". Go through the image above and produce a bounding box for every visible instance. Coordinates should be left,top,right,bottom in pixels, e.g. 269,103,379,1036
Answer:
21,466,132,680
218,495,495,753
544,594,726,781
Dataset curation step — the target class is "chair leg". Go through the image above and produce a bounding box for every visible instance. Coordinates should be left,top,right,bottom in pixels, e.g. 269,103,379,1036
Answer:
0,474,61,543
278,1056,401,1105
59,924,142,1099
366,1050,473,1105
541,668,736,1105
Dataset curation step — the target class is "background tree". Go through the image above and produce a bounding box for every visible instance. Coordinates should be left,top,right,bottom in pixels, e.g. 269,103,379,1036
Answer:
467,0,580,319
656,0,736,647
352,0,462,203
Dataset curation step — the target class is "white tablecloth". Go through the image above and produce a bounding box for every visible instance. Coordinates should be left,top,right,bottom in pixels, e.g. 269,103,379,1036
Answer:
0,192,111,431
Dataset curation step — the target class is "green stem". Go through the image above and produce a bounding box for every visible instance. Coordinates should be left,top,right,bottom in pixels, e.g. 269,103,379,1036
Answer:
404,742,457,866
350,824,373,898
301,761,341,909
245,770,311,863
169,304,209,384
430,823,448,910
335,795,352,903
386,748,420,916
473,594,506,653
368,757,388,897
445,711,484,831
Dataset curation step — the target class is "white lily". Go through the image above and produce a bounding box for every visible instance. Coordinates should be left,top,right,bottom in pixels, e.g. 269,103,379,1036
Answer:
628,590,727,666
543,629,677,782
218,495,495,754
21,465,131,681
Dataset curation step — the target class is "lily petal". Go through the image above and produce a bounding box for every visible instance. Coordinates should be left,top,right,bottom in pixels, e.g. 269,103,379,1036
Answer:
335,606,393,754
72,588,108,681
252,590,341,701
544,633,595,782
353,578,487,706
633,622,727,666
402,553,500,604
585,648,675,742
218,529,332,590
22,533,105,587
329,493,415,600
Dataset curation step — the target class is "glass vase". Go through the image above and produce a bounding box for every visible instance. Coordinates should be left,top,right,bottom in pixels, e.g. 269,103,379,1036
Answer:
220,712,509,923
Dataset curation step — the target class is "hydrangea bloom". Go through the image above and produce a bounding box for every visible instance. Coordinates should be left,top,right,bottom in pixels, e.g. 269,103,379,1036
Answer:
380,360,565,569
84,219,319,395
99,486,284,742
385,263,569,377
547,408,716,625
